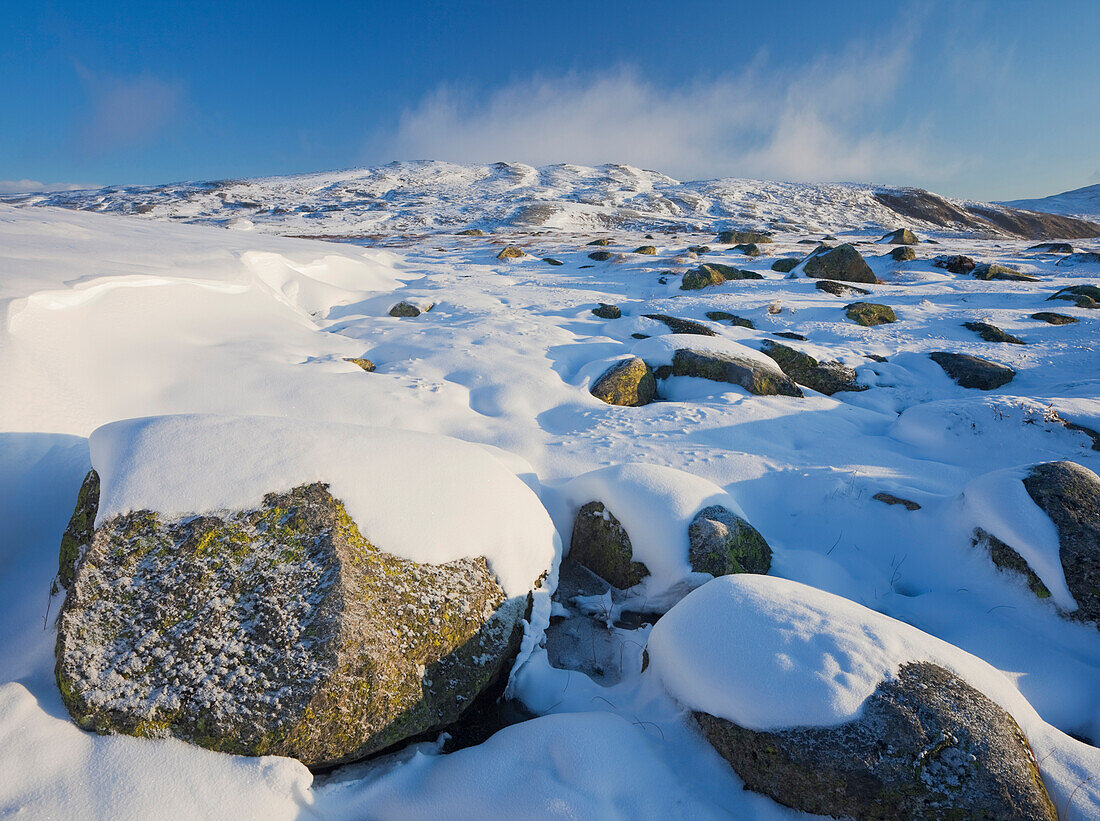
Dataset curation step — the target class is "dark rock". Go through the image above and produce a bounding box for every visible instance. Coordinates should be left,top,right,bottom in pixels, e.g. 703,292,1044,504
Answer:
1030,312,1077,325
1056,252,1100,266
588,251,614,261
803,244,877,283
972,528,1052,600
846,302,897,326
345,357,376,372
688,506,772,576
389,301,433,317
55,483,527,769
973,263,1037,282
642,314,717,336
873,492,921,511
890,246,917,261
963,321,1024,344
771,258,800,273
686,245,711,254
633,245,657,255
569,502,648,589
771,332,807,341
56,470,100,591
1027,242,1072,254
1048,285,1100,309
587,238,613,246
881,228,919,245
592,303,622,320
543,257,564,266
659,349,803,397
497,246,525,260
681,266,725,290
930,352,1015,390
706,311,754,329
815,280,870,298
696,661,1056,821
457,228,484,236
631,333,650,339
732,243,763,257
933,255,976,275
590,358,656,407
716,230,773,244
760,340,865,395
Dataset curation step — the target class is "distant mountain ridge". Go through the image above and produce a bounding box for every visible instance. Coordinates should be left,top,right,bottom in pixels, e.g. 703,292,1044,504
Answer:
5,161,1099,240
1000,183,1100,221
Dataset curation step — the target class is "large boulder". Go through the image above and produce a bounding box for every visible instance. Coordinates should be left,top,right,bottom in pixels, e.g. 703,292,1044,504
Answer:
716,230,772,244
760,340,865,395
588,250,614,262
803,244,876,283
1028,242,1072,254
930,352,1015,390
655,349,803,397
771,257,799,273
695,662,1056,821
56,480,527,769
1055,252,1100,266
681,263,762,290
890,245,917,261
880,228,919,244
568,501,648,589
590,358,657,407
688,506,771,576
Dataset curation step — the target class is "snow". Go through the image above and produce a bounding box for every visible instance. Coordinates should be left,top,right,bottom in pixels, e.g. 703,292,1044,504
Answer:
1001,183,1100,221
90,414,559,597
1,176,1099,819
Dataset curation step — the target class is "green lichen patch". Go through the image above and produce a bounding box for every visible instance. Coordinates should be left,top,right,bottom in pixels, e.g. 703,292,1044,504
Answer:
688,506,771,576
569,501,649,589
972,528,1051,599
57,470,100,591
846,302,897,326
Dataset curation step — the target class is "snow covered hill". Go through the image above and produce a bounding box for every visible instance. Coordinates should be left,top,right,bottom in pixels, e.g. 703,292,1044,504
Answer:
6,161,1100,240
1002,182,1100,221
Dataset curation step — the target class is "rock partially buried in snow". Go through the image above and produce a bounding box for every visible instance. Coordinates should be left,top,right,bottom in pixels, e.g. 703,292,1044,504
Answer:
815,279,870,298
1048,285,1100,309
890,245,916,261
802,243,876,284
973,263,1037,282
496,245,525,260
53,416,559,768
568,501,649,589
930,352,1015,390
588,250,614,262
389,300,433,317
845,302,896,326
633,245,657,255
771,257,799,273
716,230,772,244
880,227,919,245
687,506,771,576
591,303,621,319
760,340,865,395
656,349,803,397
590,358,656,407
1030,311,1077,325
642,314,716,336
344,357,376,371
963,321,1024,344
1055,251,1100,266
933,254,976,275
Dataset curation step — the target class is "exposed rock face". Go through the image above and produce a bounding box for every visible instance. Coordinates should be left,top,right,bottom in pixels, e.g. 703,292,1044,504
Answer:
1028,242,1072,254
930,352,1015,390
687,506,771,576
1030,311,1077,325
815,279,870,297
732,243,762,257
760,340,865,395
496,245,525,260
716,230,772,244
873,492,921,511
1022,461,1100,626
845,302,897,326
696,661,1057,821
881,228,919,244
972,528,1052,600
588,250,614,261
344,357,376,372
642,314,717,336
590,358,656,407
933,255,976,275
633,245,657,255
973,263,1037,282
56,470,100,591
802,244,876,283
890,246,917,261
680,263,762,290
55,481,526,769
705,311,754,328
1049,285,1100,309
655,350,803,397
389,301,432,317
963,321,1024,344
592,303,622,319
569,501,648,589
771,258,799,273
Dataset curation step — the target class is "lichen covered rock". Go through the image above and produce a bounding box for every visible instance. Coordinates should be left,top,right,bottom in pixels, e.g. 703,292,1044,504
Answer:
55,482,526,769
389,301,432,318
760,340,865,395
588,250,614,261
687,506,771,576
890,245,916,261
845,302,897,326
932,255,976,275
771,257,799,273
881,228,919,245
695,661,1056,821
1048,285,1100,309
973,263,1037,282
656,349,803,397
633,245,657,255
642,314,717,336
803,244,876,283
569,501,649,589
716,230,772,244
930,352,1015,390
344,357,376,372
56,470,100,591
496,245,525,260
963,321,1024,344
592,303,622,320
590,357,656,407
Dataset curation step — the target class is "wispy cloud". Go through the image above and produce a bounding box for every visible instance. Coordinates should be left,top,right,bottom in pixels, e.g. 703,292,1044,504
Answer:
74,64,185,155
371,38,957,185
0,179,91,194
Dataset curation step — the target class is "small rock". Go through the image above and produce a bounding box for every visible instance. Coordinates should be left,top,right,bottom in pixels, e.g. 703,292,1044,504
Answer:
686,245,711,254
457,228,485,236
880,228,919,245
543,257,564,266
930,352,1015,390
1030,311,1077,325
771,331,807,341
633,245,657,255
803,244,877,283
815,280,870,298
592,303,622,320
497,246,525,260
963,321,1024,344
1048,285,1100,309
587,239,613,246
973,263,1037,282
344,357,376,372
569,501,648,589
642,314,717,336
590,358,656,407
932,255,976,275
873,492,921,511
389,301,433,317
732,243,763,257
588,251,614,261
771,258,800,273
845,302,897,326
890,246,917,261
705,311,754,329
688,506,772,576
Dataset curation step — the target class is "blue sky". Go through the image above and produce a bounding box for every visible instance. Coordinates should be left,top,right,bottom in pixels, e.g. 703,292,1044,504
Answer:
2,0,1097,200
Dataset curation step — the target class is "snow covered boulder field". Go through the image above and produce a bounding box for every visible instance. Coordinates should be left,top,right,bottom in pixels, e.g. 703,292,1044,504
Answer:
2,164,1100,818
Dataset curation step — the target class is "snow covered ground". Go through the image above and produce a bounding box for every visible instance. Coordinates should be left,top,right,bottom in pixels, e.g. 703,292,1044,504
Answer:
1003,183,1100,221
1,184,1100,819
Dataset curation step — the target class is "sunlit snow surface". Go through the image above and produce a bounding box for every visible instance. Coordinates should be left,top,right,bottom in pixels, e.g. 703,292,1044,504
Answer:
1,198,1099,819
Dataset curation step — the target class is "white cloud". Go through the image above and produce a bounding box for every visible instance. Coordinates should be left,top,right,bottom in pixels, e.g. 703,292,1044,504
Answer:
0,180,91,194
371,40,958,185
74,64,185,154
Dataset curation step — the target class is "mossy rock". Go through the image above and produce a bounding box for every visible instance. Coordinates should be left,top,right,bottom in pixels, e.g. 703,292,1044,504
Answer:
344,357,376,372
496,246,525,260
569,501,648,589
681,266,725,290
588,251,614,262
633,245,657,255
687,506,771,576
760,340,865,395
881,228,919,245
973,263,1037,282
890,246,917,262
661,349,803,397
963,321,1024,344
55,483,527,769
930,352,1015,390
590,358,656,407
1048,285,1100,309
642,314,716,336
771,258,799,273
1030,311,1077,325
457,228,484,236
592,303,622,320
972,528,1051,599
587,238,613,246
56,470,100,591
845,302,897,326
716,230,773,244
932,255,976,275
696,661,1056,821
815,280,870,298
705,311,754,329
686,245,711,254
732,243,763,257
389,301,432,318
803,244,876,284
